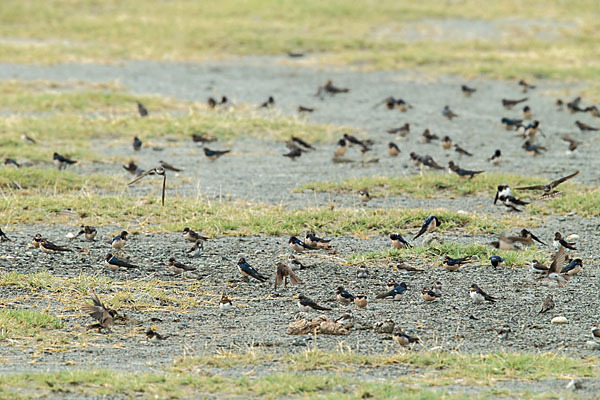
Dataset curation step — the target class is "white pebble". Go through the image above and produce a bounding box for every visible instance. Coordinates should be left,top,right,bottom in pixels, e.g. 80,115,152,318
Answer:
551,316,568,324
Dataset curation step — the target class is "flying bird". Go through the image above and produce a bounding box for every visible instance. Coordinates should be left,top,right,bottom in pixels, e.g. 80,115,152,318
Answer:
128,167,167,206
274,262,302,289
82,292,118,331
515,170,579,198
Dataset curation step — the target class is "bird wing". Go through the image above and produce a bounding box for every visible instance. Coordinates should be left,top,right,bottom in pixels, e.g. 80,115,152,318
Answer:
548,170,579,189
549,246,568,274
81,304,104,322
128,168,158,185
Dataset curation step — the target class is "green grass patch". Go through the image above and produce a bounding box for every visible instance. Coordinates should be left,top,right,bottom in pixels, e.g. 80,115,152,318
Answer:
0,309,63,340
0,167,121,193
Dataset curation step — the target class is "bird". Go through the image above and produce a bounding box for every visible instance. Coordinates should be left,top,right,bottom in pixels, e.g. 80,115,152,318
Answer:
390,233,411,249
461,85,476,97
356,265,368,279
575,121,598,131
394,263,424,274
448,161,483,179
22,134,36,144
441,136,452,150
556,99,564,111
502,98,528,109
431,281,443,297
289,236,315,252
207,97,218,109
291,136,315,151
128,167,167,206
137,101,148,117
542,245,569,283
586,105,600,117
375,282,408,300
334,139,348,157
122,161,144,176
4,158,20,168
501,117,523,130
515,170,579,198
219,294,233,310
237,257,268,282
304,233,331,249
259,96,275,108
82,292,117,331
522,105,532,119
442,256,471,271
354,292,368,308
283,146,302,160
274,262,302,289
561,258,582,275
336,287,355,303
53,152,77,170
133,136,142,151
387,123,410,136
298,105,314,113
39,239,72,254
488,149,502,165
392,328,420,346
469,284,497,303
567,97,584,113
186,239,204,258
515,229,547,246
530,260,549,274
522,140,546,156
386,279,398,291
167,257,196,274
159,160,182,172
454,144,472,156
413,215,440,240
412,153,444,170
422,129,439,143
553,232,576,250
297,294,331,311
539,294,555,314
335,314,353,325
518,80,536,92
0,228,9,242
191,133,216,144
489,255,505,267
77,225,97,241
358,189,371,203
146,328,169,341
561,135,581,156
420,287,438,301
517,120,542,137
111,231,129,250
316,80,349,97
204,148,231,160
442,105,458,120
105,253,137,270
183,227,208,243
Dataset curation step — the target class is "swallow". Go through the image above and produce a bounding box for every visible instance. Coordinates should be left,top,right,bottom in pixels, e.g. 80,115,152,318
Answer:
82,292,117,331
137,101,148,117
298,105,314,113
159,160,182,172
376,282,407,300
515,170,579,198
441,136,452,150
204,147,230,160
283,146,302,160
490,235,520,250
220,293,233,310
219,96,228,105
133,136,142,151
586,105,600,118
356,265,368,279
53,152,77,170
304,233,331,249
207,97,217,109
502,98,528,109
111,231,128,249
390,233,411,249
191,133,216,143
522,105,532,120
567,97,584,113
105,253,137,270
416,154,444,170
358,189,371,203
316,80,349,97
518,79,536,92
422,129,439,143
297,294,331,311
186,239,204,258
560,258,582,275
334,139,348,157
543,245,569,283
387,123,410,136
275,262,302,289
501,117,523,130
556,99,563,110
0,228,9,242
561,135,581,156
354,292,367,308
291,136,315,151
22,134,36,144
128,167,167,206
592,327,600,341
538,294,554,314
454,144,472,156
486,149,502,165
489,255,505,267
392,328,420,346
123,161,144,176
39,239,72,254
461,85,476,97
259,96,275,108
168,257,196,274
385,279,398,291
394,99,410,112
421,287,438,301
413,215,440,240
335,314,353,325
518,229,547,246
77,225,97,241
448,161,483,179
470,283,497,303
289,236,315,252
336,286,355,303
146,328,169,341
32,233,44,248
530,259,549,274
575,120,599,131
553,232,576,250
517,120,542,137
237,257,268,282
522,140,546,156
431,281,443,297
394,263,424,273
343,133,370,149
4,158,20,168
442,105,458,120
442,256,470,271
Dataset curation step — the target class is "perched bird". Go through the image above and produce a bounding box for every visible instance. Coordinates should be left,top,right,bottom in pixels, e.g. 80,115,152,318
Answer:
105,253,137,271
575,120,598,132
336,286,355,303
191,133,216,144
586,105,600,117
413,215,440,240
53,152,77,170
501,117,523,130
186,239,204,258
422,129,439,143
517,120,542,137
442,105,458,120
431,281,443,297
289,236,315,252
413,154,444,170
316,80,349,97
335,314,353,325
274,262,302,289
454,144,472,157
517,229,547,246
560,258,583,275
376,282,408,300
488,149,502,165
77,225,97,241
518,79,536,92
123,161,144,176
204,148,231,160
128,167,167,206
390,233,411,249
283,146,302,160
356,265,369,279
82,292,117,331
530,260,549,274
167,257,196,274
297,294,331,311
298,105,314,113
334,139,348,157
489,255,505,268
522,140,546,156
4,158,20,168
469,284,497,303
137,101,148,117
387,123,410,136
133,136,142,151
386,279,398,291
441,136,452,150
159,160,182,172
111,231,129,250
207,97,218,109
420,287,438,301
358,189,371,203
237,257,268,282
39,239,72,254
522,105,532,119
502,98,528,109
31,233,44,248
394,263,424,274
22,134,36,144
0,228,9,242
291,136,315,151
553,232,576,250
259,96,275,108
442,256,470,271
220,294,233,310
515,170,579,198
146,328,169,341
392,328,420,346
448,161,484,179
461,85,476,97
567,97,584,113
354,292,368,308
183,227,208,243
304,233,332,249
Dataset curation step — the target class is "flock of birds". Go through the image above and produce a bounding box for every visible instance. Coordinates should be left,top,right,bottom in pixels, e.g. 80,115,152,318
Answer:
3,77,600,347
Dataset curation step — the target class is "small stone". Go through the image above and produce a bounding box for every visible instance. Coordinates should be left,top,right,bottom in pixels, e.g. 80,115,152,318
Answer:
333,385,344,393
551,316,568,324
566,379,582,390
585,340,600,350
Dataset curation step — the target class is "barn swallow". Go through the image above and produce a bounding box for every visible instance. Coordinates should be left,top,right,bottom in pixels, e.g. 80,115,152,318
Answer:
522,140,546,156
515,170,579,198
343,133,367,148
39,239,72,254
334,139,348,157
316,80,349,97
168,257,196,274
418,154,444,170
53,152,77,170
522,105,532,119
105,253,137,270
4,158,20,168
530,259,549,274
111,231,128,249
220,293,233,310
186,239,204,258
275,262,302,289
207,97,217,109
335,314,353,325
538,294,554,314
137,101,148,117
22,134,36,144
283,146,302,160
488,149,502,165
489,255,504,267
461,85,476,97
298,105,314,113
454,144,472,156
518,80,536,92
494,184,512,203
386,279,398,291
291,136,315,151
394,263,424,273
77,225,97,241
516,120,542,138
448,161,483,179
289,236,315,252
204,148,231,160
392,328,420,346
133,136,142,151
420,287,438,301
442,105,457,120
494,185,529,211
82,292,117,331
191,133,216,144
501,117,523,130
0,228,9,242
354,292,367,308
32,233,44,248
259,96,275,108
123,161,144,176
304,233,331,249
237,257,268,282
556,99,563,110
146,328,169,341
560,258,582,275
442,256,470,271
376,282,407,300
441,136,452,150
356,265,368,279
387,123,410,136
561,135,581,156
128,167,167,206
469,283,497,303
288,255,309,271
394,99,410,112
297,294,331,311
422,129,439,143
518,229,546,246
502,98,528,109
575,120,599,131
220,96,228,105
544,245,569,283
159,160,182,172
567,97,584,113
358,189,371,203
413,215,440,240
390,233,411,249
182,227,208,243
553,232,576,250
336,286,355,303
586,105,600,118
